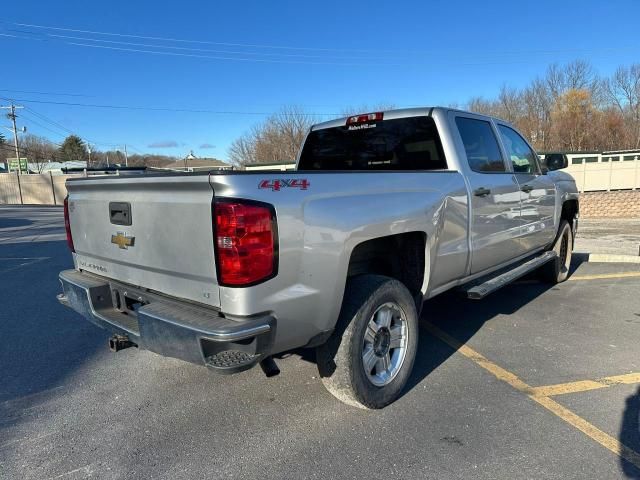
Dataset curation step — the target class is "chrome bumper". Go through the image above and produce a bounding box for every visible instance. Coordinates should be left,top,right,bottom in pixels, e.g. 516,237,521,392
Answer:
57,269,275,373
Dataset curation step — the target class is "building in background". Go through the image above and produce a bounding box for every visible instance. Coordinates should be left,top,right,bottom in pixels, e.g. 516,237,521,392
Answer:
162,151,232,171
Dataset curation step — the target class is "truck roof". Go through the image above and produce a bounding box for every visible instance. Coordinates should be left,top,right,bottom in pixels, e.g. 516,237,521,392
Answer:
310,106,501,131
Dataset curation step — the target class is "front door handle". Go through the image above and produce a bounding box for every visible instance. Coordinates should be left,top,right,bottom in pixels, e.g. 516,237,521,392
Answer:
520,184,534,193
473,187,491,197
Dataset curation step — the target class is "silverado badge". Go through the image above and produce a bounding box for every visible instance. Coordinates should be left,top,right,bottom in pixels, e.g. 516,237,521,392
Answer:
111,232,135,249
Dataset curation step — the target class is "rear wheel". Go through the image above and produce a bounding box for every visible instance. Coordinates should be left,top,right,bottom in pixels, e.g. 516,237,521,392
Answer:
540,220,573,283
316,275,418,409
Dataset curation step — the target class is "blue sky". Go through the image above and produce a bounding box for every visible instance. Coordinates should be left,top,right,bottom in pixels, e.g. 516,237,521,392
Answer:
1,0,639,161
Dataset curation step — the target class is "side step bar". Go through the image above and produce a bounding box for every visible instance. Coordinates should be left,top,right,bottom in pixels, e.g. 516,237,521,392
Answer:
465,251,557,300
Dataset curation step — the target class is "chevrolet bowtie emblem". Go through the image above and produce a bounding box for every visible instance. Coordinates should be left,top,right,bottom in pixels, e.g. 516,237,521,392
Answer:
111,232,135,249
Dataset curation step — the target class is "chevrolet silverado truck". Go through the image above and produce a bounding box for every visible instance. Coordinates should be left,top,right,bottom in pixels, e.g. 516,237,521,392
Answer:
57,107,579,408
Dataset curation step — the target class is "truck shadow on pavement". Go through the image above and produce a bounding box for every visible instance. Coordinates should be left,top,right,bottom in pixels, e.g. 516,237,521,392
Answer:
403,255,587,397
289,257,588,403
621,387,640,478
404,280,556,398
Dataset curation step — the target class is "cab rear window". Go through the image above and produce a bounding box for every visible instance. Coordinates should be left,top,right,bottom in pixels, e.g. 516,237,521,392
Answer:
298,116,448,171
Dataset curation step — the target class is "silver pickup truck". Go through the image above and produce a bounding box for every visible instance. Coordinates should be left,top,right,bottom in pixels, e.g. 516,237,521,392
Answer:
58,107,579,408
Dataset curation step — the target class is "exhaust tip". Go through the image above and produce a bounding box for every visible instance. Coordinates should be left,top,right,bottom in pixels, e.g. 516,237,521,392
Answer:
259,356,280,377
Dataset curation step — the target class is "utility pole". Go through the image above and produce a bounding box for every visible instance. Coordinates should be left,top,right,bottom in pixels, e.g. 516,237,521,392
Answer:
1,103,24,174
87,144,92,166
124,144,128,166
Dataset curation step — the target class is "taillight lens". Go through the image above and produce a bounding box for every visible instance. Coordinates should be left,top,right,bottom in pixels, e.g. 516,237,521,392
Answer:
214,200,277,286
63,196,75,253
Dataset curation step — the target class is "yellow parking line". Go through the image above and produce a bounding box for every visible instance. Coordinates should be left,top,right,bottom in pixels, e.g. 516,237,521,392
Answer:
423,322,640,470
531,373,640,397
568,272,640,281
531,395,640,469
422,323,532,393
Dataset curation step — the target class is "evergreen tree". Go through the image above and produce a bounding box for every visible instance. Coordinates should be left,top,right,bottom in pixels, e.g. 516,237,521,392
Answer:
59,135,88,161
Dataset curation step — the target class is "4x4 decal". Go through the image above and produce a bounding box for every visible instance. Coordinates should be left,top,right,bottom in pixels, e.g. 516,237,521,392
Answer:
259,179,310,191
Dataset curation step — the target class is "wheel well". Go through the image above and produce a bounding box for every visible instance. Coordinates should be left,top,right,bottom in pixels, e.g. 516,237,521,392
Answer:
561,199,579,228
347,232,426,299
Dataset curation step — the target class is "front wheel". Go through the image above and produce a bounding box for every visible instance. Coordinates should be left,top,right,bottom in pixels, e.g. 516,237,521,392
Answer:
316,275,419,409
540,220,573,283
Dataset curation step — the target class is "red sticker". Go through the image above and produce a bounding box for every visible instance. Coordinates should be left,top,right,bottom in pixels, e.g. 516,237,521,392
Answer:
259,179,310,191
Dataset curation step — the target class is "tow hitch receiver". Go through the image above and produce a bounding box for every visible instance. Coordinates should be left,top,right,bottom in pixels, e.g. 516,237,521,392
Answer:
109,334,136,352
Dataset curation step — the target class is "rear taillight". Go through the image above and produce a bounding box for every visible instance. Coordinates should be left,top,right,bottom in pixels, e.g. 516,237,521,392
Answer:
213,199,277,286
63,196,75,253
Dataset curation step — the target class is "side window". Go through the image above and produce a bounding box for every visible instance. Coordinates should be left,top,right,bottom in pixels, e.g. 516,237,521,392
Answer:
455,117,506,173
497,125,539,174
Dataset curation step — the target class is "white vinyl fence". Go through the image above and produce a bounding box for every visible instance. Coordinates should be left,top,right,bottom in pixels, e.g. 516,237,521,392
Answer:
1,152,639,204
0,172,83,205
550,152,640,193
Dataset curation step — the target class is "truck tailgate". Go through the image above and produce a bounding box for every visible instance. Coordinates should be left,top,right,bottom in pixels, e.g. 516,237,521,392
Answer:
66,175,220,308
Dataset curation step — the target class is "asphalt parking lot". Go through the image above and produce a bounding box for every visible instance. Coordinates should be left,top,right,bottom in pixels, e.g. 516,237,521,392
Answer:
1,206,639,480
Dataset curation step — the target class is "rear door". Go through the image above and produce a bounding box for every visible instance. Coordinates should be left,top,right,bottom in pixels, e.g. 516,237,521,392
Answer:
66,174,220,307
496,123,557,251
451,113,523,274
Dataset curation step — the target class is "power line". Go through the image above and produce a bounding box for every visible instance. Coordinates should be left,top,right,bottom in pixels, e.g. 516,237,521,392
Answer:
0,29,400,66
4,25,634,69
12,21,392,53
5,96,340,116
62,41,398,67
0,88,93,97
19,110,69,139
0,95,142,157
46,33,390,60
8,20,637,58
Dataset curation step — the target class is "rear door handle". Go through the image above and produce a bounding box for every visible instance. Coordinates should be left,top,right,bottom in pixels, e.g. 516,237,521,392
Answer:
473,187,491,197
520,184,534,193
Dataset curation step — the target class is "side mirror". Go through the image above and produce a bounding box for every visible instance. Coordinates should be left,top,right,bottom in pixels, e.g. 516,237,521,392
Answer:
545,153,568,171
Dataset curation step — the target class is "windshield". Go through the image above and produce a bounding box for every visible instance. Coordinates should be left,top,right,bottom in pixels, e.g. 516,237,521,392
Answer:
297,116,448,171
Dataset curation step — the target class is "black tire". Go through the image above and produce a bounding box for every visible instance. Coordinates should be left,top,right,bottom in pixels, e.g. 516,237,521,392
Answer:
316,275,419,409
540,220,573,283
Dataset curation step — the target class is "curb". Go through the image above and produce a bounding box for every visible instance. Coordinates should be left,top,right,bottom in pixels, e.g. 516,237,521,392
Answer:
574,252,640,264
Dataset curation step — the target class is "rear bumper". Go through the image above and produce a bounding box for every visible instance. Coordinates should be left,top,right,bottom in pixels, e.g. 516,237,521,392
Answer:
57,269,275,374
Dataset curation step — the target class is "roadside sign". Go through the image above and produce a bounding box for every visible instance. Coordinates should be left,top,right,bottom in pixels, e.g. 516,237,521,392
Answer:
7,158,28,173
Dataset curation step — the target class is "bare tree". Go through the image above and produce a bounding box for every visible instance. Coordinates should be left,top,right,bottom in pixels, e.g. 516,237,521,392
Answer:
497,85,523,123
21,134,59,172
340,103,397,117
521,79,553,150
545,63,566,100
466,96,498,116
227,106,314,166
604,64,640,148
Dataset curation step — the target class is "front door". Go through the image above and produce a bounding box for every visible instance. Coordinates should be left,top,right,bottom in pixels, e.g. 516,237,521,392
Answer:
496,124,557,251
453,114,524,274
